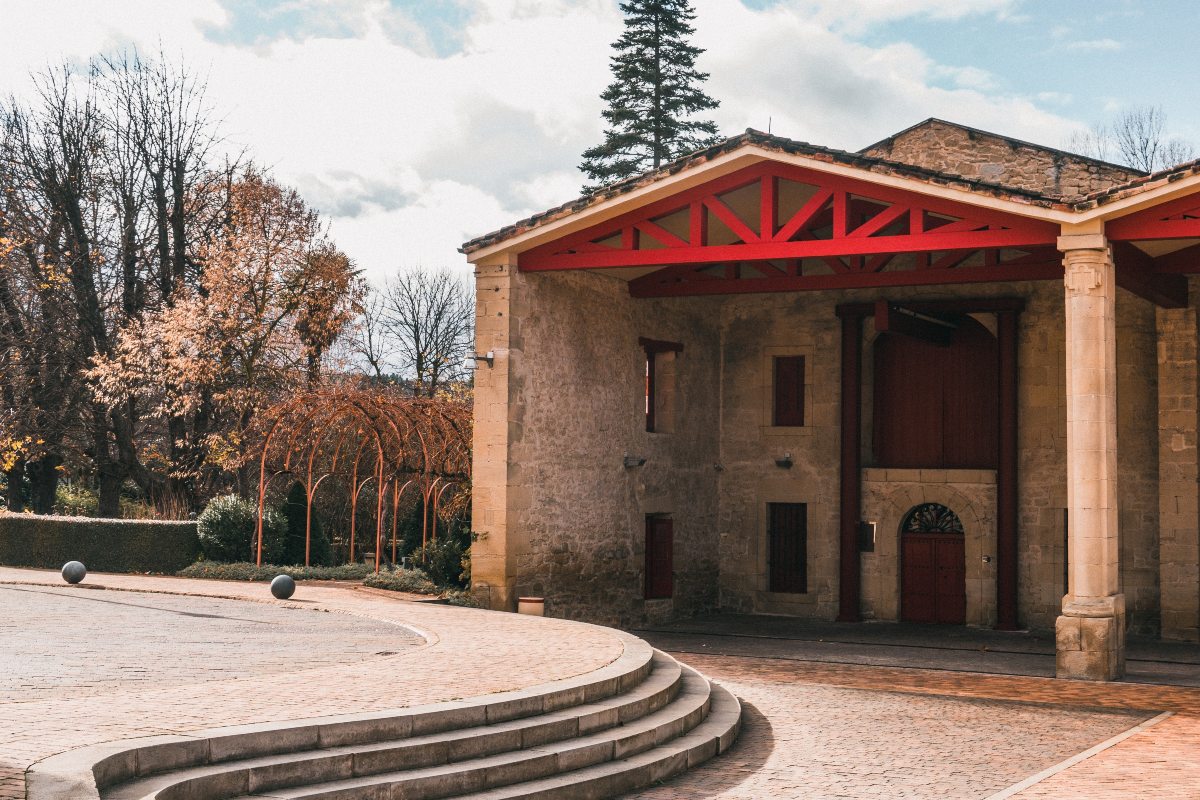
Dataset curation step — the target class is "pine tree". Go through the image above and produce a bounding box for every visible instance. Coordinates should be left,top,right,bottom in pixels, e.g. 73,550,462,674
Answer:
580,0,721,188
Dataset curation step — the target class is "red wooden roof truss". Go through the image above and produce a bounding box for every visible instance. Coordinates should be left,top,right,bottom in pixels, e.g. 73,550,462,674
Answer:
519,162,1063,297
1103,191,1200,307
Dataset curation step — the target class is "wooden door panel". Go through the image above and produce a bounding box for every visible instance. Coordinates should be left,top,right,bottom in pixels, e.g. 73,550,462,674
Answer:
902,533,965,624
901,536,937,623
934,537,966,624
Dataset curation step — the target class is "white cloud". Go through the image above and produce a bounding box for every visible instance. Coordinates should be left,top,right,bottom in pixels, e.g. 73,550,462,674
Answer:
796,0,1016,33
694,0,1078,151
0,0,1083,286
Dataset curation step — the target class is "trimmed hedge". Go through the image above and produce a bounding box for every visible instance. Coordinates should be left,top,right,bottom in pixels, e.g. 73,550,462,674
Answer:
177,561,374,582
0,512,198,573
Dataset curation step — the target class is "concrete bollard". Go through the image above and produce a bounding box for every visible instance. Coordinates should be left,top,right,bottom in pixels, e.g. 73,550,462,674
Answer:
517,596,544,616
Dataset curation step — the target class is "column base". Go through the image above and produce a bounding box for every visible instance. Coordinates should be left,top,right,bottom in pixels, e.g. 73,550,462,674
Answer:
1055,595,1125,681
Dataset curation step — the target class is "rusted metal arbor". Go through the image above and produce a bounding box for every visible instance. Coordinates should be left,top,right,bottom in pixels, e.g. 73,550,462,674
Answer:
252,387,471,570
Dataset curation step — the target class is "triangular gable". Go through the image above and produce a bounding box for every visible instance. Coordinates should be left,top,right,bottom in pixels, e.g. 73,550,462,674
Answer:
520,160,1061,296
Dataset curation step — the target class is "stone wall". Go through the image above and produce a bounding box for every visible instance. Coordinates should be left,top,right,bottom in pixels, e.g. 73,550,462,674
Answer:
1117,289,1161,635
474,264,1172,634
473,265,723,627
1157,276,1200,641
861,119,1141,198
715,281,1076,630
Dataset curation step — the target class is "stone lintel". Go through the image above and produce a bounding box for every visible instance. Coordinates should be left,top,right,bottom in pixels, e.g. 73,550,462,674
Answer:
1057,233,1108,252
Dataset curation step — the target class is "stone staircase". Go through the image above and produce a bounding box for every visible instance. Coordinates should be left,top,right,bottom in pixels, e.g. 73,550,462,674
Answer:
28,637,739,800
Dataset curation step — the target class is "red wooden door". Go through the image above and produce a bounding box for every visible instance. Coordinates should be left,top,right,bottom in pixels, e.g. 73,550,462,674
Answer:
644,516,674,599
902,532,965,624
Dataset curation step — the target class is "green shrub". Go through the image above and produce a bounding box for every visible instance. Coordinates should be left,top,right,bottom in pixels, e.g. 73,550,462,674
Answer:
413,536,469,589
197,495,286,564
440,589,480,607
54,483,99,517
0,513,198,572
362,567,437,595
280,482,332,566
177,561,374,581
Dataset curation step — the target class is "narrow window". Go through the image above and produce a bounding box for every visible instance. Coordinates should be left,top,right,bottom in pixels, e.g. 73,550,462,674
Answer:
639,338,682,433
768,502,807,593
773,355,805,426
644,515,674,599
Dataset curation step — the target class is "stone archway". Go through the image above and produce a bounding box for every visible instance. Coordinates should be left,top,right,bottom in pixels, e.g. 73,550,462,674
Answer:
862,476,996,626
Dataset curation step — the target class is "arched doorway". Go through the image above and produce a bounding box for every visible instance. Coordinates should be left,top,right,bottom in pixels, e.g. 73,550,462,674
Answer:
900,503,966,624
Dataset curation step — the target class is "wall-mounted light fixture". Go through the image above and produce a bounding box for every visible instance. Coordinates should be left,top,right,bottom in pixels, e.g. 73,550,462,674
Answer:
774,453,793,469
623,453,647,469
463,351,495,370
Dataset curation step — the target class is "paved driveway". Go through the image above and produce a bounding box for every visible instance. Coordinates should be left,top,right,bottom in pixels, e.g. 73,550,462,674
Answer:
631,619,1200,799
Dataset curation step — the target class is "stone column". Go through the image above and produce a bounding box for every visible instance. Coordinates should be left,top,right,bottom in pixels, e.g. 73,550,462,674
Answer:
470,256,517,611
1055,234,1125,680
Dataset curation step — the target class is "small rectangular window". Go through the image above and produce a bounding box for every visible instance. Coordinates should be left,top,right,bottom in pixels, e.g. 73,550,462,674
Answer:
768,502,807,593
644,515,674,599
639,338,682,433
773,355,805,426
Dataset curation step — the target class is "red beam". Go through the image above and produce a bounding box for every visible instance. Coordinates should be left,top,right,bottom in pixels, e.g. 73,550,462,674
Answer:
635,220,687,248
775,188,833,242
703,194,761,243
849,204,909,239
1153,242,1200,273
1111,241,1188,308
689,201,707,247
629,261,1063,298
523,228,1056,270
522,160,1059,267
1108,191,1200,240
836,310,863,623
996,310,1020,630
761,175,777,240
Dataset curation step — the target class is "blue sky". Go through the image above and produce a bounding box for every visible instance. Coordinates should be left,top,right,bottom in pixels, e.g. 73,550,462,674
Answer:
2,0,1196,283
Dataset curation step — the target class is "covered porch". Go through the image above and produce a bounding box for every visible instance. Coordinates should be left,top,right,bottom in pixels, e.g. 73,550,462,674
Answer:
463,129,1200,681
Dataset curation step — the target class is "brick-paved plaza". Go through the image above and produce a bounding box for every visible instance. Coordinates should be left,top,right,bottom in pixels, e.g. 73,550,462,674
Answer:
4,567,1200,799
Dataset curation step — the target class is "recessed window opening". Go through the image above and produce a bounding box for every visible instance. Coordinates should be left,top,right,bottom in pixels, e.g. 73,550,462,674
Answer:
773,355,805,427
639,338,682,433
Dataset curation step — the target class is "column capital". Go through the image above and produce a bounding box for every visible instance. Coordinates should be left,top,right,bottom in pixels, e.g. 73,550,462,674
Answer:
1062,242,1114,296
1056,233,1108,252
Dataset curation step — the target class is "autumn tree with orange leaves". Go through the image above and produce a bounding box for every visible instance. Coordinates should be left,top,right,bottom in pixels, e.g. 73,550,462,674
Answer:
1,53,361,513
90,168,361,498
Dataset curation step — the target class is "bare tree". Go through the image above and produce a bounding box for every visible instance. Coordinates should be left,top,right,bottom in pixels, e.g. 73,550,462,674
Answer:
1066,105,1196,173
355,268,474,397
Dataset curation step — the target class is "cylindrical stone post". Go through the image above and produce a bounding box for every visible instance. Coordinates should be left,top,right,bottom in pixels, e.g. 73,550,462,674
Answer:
1056,234,1125,680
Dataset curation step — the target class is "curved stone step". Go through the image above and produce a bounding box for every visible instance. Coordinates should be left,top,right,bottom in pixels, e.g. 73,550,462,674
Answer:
460,682,741,800
100,653,684,800
29,634,657,800
221,667,716,800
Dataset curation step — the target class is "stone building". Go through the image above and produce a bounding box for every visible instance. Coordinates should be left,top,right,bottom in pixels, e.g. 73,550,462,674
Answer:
460,118,1200,681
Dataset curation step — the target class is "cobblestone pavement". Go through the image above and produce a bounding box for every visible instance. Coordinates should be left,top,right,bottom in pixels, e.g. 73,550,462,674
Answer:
0,584,421,702
7,569,1200,800
0,567,625,800
628,635,1200,799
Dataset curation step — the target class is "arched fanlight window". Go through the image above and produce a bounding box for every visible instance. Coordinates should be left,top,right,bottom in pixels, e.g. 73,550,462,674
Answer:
901,503,964,534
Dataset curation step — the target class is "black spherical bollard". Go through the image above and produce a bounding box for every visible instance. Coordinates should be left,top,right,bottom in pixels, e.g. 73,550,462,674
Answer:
270,574,296,600
61,561,87,584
